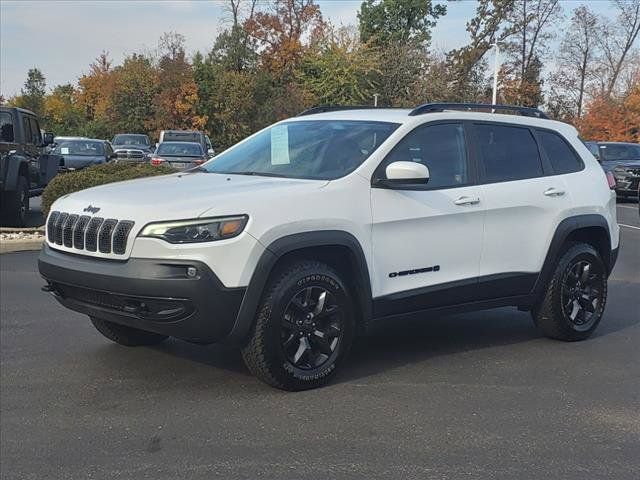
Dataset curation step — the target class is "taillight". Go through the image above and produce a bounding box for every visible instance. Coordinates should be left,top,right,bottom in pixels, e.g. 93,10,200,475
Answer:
606,171,616,189
151,157,164,166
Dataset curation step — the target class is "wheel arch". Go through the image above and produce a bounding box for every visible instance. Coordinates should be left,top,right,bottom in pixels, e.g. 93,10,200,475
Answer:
533,214,613,299
225,230,373,345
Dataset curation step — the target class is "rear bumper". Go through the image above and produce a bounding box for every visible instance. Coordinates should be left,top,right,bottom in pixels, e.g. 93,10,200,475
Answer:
38,244,245,344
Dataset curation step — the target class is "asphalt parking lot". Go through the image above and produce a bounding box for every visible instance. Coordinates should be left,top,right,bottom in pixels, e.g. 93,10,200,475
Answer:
1,205,638,480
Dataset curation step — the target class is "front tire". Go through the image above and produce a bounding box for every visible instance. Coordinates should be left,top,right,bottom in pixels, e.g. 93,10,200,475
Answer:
90,317,168,346
532,243,607,341
241,260,355,391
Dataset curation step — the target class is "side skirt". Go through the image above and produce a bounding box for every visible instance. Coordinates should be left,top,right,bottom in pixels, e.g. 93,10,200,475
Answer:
369,272,538,330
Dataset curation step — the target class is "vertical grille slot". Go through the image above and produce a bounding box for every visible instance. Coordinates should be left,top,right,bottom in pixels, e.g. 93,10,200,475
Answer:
85,217,104,252
47,212,134,256
98,219,118,253
47,212,60,243
112,221,135,254
54,213,68,245
62,214,78,247
73,215,90,249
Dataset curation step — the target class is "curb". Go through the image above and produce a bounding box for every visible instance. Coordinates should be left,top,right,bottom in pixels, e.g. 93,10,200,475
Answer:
0,238,45,254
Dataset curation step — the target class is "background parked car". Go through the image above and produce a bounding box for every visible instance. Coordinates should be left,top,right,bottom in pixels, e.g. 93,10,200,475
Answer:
55,138,114,171
591,141,640,199
158,130,214,157
150,141,207,170
0,106,57,225
111,133,153,163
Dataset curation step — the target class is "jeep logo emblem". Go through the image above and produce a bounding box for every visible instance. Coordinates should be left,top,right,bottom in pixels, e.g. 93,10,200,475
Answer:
83,205,100,214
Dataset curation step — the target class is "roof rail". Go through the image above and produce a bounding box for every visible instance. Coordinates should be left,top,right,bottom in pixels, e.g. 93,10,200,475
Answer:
408,103,549,119
297,105,375,116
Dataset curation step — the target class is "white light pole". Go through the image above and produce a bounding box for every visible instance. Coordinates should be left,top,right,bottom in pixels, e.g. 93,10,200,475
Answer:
491,42,500,109
373,94,379,107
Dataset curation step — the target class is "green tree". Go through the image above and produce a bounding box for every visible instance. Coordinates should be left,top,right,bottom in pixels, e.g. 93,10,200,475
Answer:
358,0,446,46
19,68,47,116
298,26,379,104
43,84,83,134
111,54,158,134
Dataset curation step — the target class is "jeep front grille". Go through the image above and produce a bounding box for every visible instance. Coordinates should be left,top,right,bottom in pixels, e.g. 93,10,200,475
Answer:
47,211,134,255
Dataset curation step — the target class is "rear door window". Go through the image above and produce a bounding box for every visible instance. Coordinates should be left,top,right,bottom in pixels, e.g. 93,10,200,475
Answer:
22,116,33,145
29,117,42,145
538,130,583,174
0,112,14,142
475,124,543,183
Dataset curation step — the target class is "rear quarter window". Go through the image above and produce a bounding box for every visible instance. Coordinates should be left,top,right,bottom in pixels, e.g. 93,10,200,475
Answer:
537,130,584,174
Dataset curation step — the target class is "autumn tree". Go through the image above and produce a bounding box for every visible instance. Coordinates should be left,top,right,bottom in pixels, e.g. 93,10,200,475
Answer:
111,54,158,135
150,32,206,133
244,0,324,76
43,84,83,135
502,0,562,106
547,6,599,119
358,0,446,46
596,0,640,97
15,68,47,117
76,52,116,137
298,26,379,105
447,0,515,99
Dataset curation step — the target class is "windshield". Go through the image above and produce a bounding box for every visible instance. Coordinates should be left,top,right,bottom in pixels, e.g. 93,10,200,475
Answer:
600,143,640,161
156,142,203,157
203,120,399,180
55,140,104,156
112,134,149,146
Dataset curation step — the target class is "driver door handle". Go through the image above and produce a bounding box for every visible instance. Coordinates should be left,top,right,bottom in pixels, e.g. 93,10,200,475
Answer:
454,196,480,206
543,187,565,197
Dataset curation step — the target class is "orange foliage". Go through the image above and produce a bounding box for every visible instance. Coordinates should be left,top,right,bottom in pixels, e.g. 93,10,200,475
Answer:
244,0,324,75
577,77,640,141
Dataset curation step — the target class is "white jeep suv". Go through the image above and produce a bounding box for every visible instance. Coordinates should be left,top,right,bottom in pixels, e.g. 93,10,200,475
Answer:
39,103,620,390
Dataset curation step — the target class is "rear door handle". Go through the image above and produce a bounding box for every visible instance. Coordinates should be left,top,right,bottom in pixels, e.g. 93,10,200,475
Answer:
544,188,565,197
454,196,480,206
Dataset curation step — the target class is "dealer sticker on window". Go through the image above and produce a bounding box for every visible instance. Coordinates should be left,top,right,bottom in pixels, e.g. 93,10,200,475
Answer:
270,125,290,165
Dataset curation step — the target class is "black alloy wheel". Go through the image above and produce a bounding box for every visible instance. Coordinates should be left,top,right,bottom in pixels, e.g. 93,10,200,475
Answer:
281,286,343,370
560,260,605,331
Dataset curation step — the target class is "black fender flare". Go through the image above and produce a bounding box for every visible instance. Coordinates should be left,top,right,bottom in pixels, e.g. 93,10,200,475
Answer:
224,230,372,345
533,213,613,298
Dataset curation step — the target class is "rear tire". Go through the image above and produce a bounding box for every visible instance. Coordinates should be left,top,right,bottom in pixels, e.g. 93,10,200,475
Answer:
241,260,355,391
90,317,168,346
1,175,29,227
532,242,607,341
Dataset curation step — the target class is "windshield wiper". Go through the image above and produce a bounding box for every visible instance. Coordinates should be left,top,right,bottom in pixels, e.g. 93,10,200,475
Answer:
221,171,289,178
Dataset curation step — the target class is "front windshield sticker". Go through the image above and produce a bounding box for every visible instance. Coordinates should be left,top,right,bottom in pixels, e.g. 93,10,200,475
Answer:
270,125,290,165
60,147,69,155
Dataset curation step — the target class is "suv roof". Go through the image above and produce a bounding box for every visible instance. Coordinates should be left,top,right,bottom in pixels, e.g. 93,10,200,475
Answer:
288,106,577,137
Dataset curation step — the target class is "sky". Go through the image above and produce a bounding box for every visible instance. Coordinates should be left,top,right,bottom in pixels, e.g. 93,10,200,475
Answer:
0,0,618,98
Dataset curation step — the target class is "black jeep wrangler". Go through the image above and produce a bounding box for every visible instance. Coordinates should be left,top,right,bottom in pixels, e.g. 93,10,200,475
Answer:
0,106,57,226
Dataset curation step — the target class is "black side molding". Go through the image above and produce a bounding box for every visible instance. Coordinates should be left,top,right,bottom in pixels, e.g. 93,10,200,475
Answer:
533,214,613,298
224,230,373,345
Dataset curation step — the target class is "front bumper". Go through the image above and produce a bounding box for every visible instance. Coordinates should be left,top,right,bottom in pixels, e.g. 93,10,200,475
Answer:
38,244,245,344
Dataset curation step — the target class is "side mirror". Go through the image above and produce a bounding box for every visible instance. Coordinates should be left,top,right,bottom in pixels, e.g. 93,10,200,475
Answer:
42,132,54,146
375,161,430,188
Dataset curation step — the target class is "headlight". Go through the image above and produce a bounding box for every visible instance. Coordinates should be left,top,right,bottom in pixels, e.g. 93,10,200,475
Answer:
139,215,248,243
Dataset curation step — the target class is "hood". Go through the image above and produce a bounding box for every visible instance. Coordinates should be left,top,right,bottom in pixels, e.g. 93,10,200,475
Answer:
112,144,151,151
61,155,104,168
52,171,328,222
601,159,640,172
